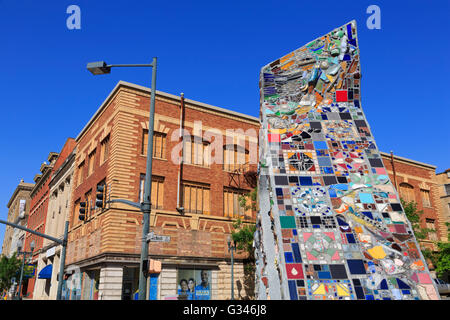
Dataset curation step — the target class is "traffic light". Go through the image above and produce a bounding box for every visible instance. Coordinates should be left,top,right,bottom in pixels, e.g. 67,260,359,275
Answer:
96,184,106,209
79,201,86,221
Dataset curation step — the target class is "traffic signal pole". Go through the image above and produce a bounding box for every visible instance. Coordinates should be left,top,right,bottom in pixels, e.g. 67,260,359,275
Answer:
0,219,69,300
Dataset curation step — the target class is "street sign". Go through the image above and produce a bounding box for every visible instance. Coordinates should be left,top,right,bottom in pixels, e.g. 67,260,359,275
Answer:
146,232,170,242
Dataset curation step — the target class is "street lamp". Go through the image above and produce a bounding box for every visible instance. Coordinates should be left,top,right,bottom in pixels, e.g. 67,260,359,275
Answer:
87,58,157,300
16,239,35,300
227,235,236,300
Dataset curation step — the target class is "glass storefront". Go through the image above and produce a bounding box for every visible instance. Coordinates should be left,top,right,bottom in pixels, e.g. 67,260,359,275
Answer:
176,268,211,300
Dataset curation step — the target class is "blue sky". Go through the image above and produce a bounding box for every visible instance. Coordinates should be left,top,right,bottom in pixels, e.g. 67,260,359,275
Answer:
0,0,449,247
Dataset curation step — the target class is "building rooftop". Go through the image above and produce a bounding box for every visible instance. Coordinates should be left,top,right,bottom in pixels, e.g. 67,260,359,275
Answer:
76,80,260,142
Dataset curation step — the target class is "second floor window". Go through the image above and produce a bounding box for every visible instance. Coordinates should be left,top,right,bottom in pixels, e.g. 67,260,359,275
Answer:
142,130,167,159
139,174,164,209
399,183,415,203
223,188,252,218
182,182,210,214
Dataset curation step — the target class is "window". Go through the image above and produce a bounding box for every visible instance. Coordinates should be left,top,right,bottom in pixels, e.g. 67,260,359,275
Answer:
223,188,252,218
100,135,110,164
88,150,96,176
153,132,166,159
182,182,210,214
77,162,85,186
425,218,438,241
139,174,164,209
399,183,415,203
223,145,249,172
183,136,210,167
445,184,450,196
73,199,80,224
142,130,167,159
421,189,431,207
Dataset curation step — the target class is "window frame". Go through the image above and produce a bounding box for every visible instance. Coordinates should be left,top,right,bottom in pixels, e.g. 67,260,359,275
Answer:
87,149,96,177
223,187,252,218
100,135,110,164
182,181,210,215
223,144,249,172
183,136,210,168
139,174,164,210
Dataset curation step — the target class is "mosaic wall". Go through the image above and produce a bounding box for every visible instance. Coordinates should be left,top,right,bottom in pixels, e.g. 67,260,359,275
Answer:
254,21,441,300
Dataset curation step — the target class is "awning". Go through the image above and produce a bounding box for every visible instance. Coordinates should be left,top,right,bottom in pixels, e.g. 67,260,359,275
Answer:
38,264,53,279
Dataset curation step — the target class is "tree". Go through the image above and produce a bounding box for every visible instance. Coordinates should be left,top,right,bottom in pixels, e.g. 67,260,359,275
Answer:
230,217,257,299
230,187,258,299
401,198,450,280
0,252,22,293
431,223,450,279
401,198,434,240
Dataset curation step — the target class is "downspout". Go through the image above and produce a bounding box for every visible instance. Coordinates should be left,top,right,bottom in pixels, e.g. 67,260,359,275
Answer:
176,93,185,214
390,150,398,191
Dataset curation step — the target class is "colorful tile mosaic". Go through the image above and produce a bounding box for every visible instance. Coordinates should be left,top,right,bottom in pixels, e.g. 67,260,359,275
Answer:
254,21,440,300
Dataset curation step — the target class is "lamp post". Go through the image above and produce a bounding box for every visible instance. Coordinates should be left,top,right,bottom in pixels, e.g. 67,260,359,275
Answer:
87,59,157,300
227,235,236,300
16,239,35,300
0,219,69,300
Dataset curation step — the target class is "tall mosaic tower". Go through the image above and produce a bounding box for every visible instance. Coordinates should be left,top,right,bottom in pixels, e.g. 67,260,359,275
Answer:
254,21,440,300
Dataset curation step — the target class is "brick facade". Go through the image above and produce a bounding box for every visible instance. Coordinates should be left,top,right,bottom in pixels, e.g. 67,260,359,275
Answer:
65,81,260,300
2,181,34,257
24,152,59,299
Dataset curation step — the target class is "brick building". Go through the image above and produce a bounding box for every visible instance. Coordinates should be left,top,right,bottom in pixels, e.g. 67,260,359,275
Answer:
2,180,34,258
65,81,259,300
435,169,450,240
380,152,445,253
33,138,76,300
24,152,59,299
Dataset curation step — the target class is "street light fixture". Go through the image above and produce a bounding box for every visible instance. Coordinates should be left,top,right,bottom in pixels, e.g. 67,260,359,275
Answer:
86,61,111,75
227,235,236,300
87,58,157,300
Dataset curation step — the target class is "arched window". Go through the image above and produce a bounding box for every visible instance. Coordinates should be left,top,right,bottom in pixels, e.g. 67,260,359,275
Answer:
399,183,415,203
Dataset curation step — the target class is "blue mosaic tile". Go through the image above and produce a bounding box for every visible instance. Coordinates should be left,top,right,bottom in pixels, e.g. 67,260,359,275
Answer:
255,20,440,300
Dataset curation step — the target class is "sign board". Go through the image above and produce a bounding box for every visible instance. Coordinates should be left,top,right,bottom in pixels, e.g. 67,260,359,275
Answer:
146,232,170,242
46,246,56,258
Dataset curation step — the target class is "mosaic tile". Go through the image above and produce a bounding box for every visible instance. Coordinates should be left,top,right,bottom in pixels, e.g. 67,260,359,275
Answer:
255,21,440,300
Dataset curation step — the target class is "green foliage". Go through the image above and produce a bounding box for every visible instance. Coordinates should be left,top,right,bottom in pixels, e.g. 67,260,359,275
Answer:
402,198,450,279
231,217,256,258
433,223,450,279
0,252,22,292
231,216,257,299
238,187,258,213
401,198,434,240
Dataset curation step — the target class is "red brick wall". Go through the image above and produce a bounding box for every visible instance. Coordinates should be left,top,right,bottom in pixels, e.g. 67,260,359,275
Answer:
66,85,259,266
382,154,442,247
